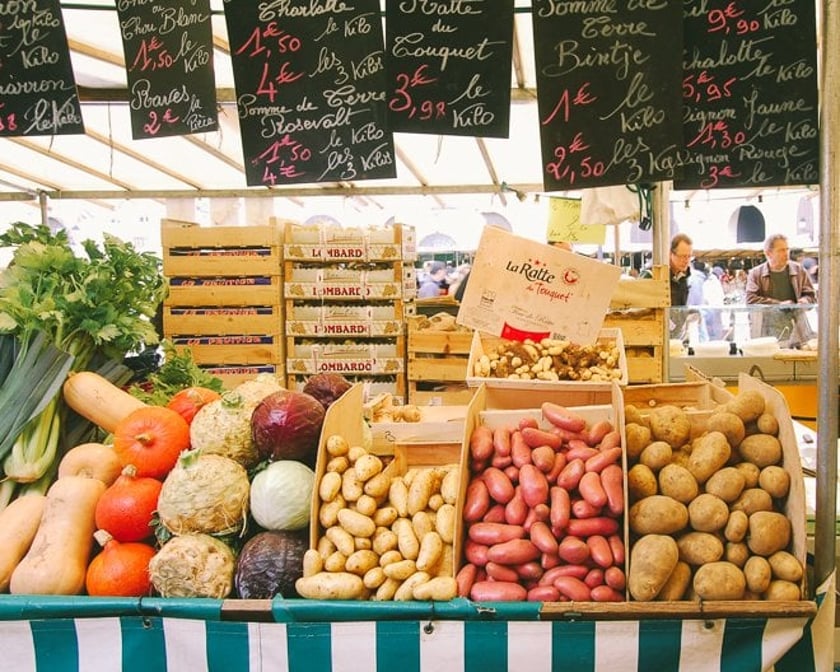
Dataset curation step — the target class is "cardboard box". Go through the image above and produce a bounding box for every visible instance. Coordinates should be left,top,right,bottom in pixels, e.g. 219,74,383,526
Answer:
460,383,628,599
308,384,468,590
466,327,628,390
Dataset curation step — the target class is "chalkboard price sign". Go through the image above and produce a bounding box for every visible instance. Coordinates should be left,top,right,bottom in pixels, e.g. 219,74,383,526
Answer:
532,1,684,191
223,0,396,188
116,0,218,140
0,0,84,136
676,0,819,189
385,0,514,138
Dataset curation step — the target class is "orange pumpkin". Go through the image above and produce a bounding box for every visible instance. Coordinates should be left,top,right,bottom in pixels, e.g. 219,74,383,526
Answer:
113,406,190,480
85,530,156,597
166,386,222,425
95,465,163,542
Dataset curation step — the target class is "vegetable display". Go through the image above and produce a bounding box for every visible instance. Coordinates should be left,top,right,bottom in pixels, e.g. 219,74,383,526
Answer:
624,391,803,601
0,222,166,501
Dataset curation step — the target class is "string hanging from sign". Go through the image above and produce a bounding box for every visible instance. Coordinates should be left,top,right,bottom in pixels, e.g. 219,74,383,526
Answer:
626,183,655,231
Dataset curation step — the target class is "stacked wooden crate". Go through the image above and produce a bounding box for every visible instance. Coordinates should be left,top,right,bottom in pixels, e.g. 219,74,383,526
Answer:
603,265,670,384
283,221,415,401
406,316,474,405
161,218,286,389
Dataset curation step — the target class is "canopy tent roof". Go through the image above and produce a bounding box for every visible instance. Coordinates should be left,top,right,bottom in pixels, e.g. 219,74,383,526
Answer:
0,0,811,222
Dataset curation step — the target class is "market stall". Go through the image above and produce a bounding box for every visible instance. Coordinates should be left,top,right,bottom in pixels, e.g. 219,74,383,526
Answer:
0,1,838,671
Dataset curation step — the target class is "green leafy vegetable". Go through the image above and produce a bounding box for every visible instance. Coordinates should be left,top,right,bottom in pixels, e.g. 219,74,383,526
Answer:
0,221,167,486
128,341,224,406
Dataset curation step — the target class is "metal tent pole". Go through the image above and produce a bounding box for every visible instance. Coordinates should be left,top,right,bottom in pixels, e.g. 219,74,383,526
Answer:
814,0,839,588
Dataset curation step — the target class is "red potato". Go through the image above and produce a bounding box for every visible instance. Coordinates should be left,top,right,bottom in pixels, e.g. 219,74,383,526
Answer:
456,563,478,597
469,522,526,545
541,565,589,584
585,447,622,473
521,427,563,450
464,539,490,566
518,416,539,431
598,430,622,452
503,464,519,483
519,464,549,507
529,521,559,555
485,561,520,583
504,488,528,525
528,585,561,602
556,458,586,491
545,452,567,484
511,432,533,468
493,426,512,457
585,419,614,447
491,453,513,469
541,402,588,433
605,566,626,591
541,552,561,570
483,503,508,524
483,467,515,504
557,536,590,565
464,479,491,522
571,498,603,519
579,471,608,508
549,486,571,531
487,539,541,565
585,568,605,589
590,585,624,602
472,458,489,473
470,580,527,602
531,445,556,473
470,425,494,461
587,535,614,569
566,439,599,462
523,503,550,532
600,464,625,516
554,575,591,601
607,534,625,565
516,561,544,581
566,517,619,538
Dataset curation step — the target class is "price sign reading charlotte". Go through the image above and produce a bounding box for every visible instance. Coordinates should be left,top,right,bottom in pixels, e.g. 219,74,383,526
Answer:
0,0,83,136
223,0,395,187
385,0,514,137
675,0,819,189
532,1,683,191
116,0,218,140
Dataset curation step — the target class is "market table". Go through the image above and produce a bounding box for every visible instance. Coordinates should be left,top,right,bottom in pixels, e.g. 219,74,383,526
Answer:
0,584,833,672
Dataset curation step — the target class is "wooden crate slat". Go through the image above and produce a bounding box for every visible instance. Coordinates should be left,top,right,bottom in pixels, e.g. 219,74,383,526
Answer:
625,357,663,385
408,330,474,355
162,219,284,248
408,357,470,382
408,382,474,406
163,252,282,278
166,277,282,307
164,306,283,336
172,339,283,365
603,311,664,346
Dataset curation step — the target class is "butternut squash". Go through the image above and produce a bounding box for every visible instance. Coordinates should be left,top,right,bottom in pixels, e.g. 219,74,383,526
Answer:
63,371,147,434
10,476,106,595
57,442,124,486
0,494,47,592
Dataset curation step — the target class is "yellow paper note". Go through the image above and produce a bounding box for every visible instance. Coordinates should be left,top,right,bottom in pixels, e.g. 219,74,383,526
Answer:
547,197,606,245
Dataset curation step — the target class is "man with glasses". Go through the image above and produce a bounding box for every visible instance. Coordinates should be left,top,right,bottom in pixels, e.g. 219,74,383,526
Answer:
668,233,693,339
746,233,817,346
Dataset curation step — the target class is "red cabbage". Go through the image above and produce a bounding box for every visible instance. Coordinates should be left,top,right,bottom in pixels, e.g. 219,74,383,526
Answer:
251,390,325,464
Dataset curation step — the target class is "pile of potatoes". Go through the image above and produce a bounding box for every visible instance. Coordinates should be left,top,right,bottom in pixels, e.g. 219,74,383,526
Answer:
624,390,804,602
296,433,459,601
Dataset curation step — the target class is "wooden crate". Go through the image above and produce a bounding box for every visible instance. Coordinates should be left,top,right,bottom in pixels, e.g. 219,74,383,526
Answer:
407,319,473,403
166,276,282,307
605,266,670,384
200,364,284,390
163,305,283,337
623,380,733,410
284,221,414,262
171,335,283,366
161,219,283,277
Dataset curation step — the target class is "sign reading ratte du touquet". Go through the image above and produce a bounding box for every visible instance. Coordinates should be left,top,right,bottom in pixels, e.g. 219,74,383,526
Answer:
456,227,621,345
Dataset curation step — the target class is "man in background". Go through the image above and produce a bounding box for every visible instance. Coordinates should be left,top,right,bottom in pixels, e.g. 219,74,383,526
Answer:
418,260,449,298
668,233,693,339
746,233,816,346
